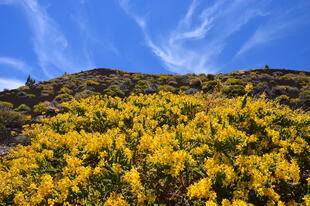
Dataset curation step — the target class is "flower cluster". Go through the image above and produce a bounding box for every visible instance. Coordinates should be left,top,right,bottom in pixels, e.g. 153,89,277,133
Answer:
0,91,309,205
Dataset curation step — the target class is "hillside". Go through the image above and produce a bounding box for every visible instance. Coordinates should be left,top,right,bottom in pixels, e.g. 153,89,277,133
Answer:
0,67,310,205
0,68,310,155
1,68,310,111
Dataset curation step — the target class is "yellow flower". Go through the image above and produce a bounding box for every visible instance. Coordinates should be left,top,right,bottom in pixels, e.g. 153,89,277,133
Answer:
112,163,122,174
245,83,253,93
187,178,216,200
104,192,128,206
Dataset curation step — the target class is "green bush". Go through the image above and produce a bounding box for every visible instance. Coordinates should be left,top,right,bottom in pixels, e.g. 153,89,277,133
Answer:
18,86,30,90
26,94,36,98
168,81,178,86
202,80,218,91
276,95,290,104
54,94,74,102
59,87,70,93
224,78,244,85
279,74,294,81
158,85,176,92
33,102,48,114
134,80,151,93
38,84,54,95
132,73,144,81
104,85,125,97
0,111,27,128
135,80,150,89
180,85,190,91
221,85,245,98
159,75,169,82
0,101,13,110
15,104,31,112
189,78,202,87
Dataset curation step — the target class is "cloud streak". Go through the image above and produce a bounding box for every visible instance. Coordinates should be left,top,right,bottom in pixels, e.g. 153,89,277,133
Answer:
118,0,270,74
0,78,24,91
0,57,31,74
3,0,94,78
237,2,310,56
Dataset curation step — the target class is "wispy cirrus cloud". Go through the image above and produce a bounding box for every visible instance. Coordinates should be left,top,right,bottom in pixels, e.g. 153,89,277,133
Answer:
237,2,310,56
3,0,94,78
0,78,24,91
118,0,269,74
0,56,31,74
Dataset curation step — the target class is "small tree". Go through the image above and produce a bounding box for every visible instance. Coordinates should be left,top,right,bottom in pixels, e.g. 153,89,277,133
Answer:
25,75,35,87
265,65,269,69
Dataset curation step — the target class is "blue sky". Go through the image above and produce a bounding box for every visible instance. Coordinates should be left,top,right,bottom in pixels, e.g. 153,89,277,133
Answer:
0,0,310,90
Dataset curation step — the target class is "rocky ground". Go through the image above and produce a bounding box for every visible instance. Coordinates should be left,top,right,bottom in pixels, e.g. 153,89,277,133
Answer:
0,128,30,157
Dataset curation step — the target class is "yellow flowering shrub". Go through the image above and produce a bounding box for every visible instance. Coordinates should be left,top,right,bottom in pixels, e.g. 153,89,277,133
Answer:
0,91,309,205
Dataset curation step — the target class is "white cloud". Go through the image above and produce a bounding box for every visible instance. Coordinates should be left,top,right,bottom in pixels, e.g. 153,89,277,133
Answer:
0,78,24,91
237,3,309,56
118,0,268,74
118,0,146,28
2,0,93,78
0,57,31,73
20,0,74,77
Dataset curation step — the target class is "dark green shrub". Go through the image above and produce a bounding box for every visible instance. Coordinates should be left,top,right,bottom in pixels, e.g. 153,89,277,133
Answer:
15,104,31,112
132,73,144,81
38,84,54,95
158,85,176,92
224,78,244,85
18,86,30,90
189,78,202,87
206,74,215,80
168,81,178,86
299,88,310,102
54,93,74,102
85,80,100,86
202,80,218,91
26,94,36,98
180,85,190,91
134,80,151,93
136,80,150,89
159,75,169,82
276,95,290,104
279,74,294,81
59,87,70,93
0,111,27,128
0,101,13,110
33,102,48,114
221,85,245,98
104,85,125,97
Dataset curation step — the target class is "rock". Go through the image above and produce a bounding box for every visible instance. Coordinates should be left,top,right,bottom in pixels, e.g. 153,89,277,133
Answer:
17,91,27,97
11,135,31,145
144,85,158,94
179,78,190,85
0,145,14,156
185,88,199,94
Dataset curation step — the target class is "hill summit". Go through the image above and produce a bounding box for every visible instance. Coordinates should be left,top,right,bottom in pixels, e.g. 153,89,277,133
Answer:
1,68,309,112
